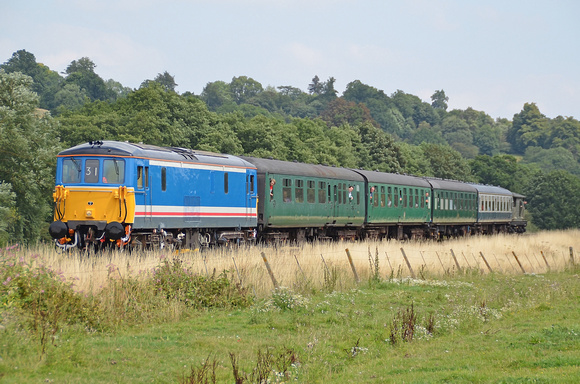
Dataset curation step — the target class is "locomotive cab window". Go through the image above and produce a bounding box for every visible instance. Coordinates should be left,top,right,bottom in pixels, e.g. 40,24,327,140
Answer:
62,158,81,183
102,159,125,184
85,159,100,183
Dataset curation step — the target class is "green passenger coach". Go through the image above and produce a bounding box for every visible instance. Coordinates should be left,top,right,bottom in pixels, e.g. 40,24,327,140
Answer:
241,157,365,241
353,170,432,239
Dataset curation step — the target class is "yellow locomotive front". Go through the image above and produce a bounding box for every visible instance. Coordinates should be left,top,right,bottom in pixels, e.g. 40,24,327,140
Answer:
49,154,135,250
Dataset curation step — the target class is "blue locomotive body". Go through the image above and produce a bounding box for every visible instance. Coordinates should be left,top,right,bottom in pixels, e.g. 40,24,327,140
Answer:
49,141,258,250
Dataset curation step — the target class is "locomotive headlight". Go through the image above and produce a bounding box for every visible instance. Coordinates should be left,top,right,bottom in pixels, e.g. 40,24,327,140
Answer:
86,209,93,217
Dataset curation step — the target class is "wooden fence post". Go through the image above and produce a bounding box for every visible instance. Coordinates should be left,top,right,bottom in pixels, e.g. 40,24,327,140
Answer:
540,251,551,271
479,252,493,273
294,254,308,284
570,247,575,265
512,251,526,274
400,248,416,279
345,248,361,284
450,249,462,272
261,252,279,289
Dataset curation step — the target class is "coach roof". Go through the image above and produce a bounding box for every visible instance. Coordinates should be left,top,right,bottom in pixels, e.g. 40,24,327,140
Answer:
241,156,364,181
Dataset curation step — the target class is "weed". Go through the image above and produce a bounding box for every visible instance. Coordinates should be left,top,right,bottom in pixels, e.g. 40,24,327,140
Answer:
389,303,417,345
180,355,218,384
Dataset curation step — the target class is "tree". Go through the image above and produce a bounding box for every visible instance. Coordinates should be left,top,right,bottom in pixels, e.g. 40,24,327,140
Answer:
431,90,449,111
524,170,580,229
0,182,16,246
308,75,323,95
200,81,233,110
469,155,536,194
141,71,178,92
230,76,263,104
0,70,61,244
419,143,471,180
1,49,62,111
64,57,112,102
507,103,550,154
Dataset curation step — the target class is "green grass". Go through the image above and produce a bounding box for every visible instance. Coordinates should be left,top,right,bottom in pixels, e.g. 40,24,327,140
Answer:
1,250,579,383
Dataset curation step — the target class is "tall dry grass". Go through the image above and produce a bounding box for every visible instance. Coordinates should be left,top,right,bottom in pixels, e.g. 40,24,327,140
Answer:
15,230,580,298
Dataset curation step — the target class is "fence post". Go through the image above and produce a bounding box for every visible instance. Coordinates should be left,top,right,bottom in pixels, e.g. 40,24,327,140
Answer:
261,252,279,289
345,248,361,284
400,248,416,279
540,251,551,271
570,247,575,265
294,254,307,284
479,252,493,273
512,251,526,274
450,249,462,272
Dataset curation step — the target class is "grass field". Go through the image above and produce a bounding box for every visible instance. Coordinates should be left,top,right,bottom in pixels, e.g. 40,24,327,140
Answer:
1,231,579,383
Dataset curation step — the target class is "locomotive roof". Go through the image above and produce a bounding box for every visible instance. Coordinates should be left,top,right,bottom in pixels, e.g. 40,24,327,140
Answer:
468,183,513,195
352,169,431,188
426,178,478,193
58,141,256,169
240,156,364,182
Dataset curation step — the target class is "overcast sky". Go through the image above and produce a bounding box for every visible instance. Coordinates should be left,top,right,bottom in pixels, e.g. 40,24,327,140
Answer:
1,0,579,119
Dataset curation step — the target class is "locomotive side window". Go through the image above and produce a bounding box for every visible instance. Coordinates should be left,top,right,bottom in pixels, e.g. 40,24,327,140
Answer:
85,159,99,183
224,172,229,194
62,158,81,183
103,159,125,184
137,166,143,189
161,167,167,191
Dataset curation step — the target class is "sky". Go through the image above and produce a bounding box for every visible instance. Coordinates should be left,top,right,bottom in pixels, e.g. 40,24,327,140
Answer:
1,0,579,120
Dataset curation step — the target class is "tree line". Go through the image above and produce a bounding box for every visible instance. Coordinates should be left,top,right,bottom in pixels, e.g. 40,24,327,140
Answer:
1,49,579,245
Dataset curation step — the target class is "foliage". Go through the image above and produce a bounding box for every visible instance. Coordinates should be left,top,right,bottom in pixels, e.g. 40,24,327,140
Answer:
152,256,253,309
0,70,61,244
0,245,102,357
469,154,538,194
524,170,580,229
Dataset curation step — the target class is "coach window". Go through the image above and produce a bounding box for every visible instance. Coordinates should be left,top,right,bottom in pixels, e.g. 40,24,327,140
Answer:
224,172,229,194
392,187,398,207
341,183,346,204
421,190,425,208
295,179,304,203
337,184,342,204
356,185,360,205
380,186,386,208
283,178,292,202
62,158,81,183
319,181,326,203
307,180,315,203
415,189,419,208
161,167,167,191
373,186,379,207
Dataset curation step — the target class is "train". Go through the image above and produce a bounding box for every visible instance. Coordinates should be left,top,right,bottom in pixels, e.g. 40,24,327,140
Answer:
48,141,526,250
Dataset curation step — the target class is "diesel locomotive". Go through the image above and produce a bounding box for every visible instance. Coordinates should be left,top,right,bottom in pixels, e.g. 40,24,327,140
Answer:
49,141,526,250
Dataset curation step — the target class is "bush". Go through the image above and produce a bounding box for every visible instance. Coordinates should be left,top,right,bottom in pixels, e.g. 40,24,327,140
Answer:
152,256,253,309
